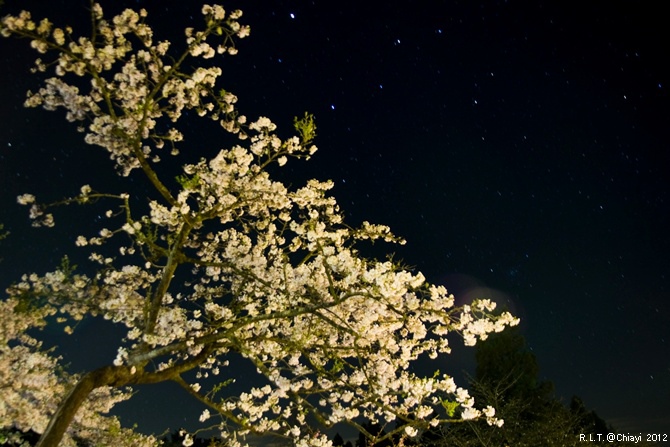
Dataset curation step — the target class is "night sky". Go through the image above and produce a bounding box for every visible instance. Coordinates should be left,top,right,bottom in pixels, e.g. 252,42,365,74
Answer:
1,0,669,439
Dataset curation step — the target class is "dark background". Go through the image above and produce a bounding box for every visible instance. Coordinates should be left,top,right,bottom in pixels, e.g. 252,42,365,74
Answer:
1,0,669,438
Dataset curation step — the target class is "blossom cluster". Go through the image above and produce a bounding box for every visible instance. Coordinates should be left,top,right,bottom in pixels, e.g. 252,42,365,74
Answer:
1,3,518,447
0,298,159,447
2,3,250,176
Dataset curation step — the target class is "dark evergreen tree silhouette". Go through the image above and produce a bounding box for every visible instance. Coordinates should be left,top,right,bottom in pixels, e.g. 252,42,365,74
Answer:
355,422,393,447
160,428,222,447
570,396,610,434
333,433,345,446
419,328,658,447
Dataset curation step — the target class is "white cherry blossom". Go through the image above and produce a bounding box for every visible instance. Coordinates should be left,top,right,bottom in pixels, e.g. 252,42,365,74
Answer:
1,3,518,447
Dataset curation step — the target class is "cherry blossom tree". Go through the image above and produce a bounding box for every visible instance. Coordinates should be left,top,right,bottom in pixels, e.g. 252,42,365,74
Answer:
0,3,519,447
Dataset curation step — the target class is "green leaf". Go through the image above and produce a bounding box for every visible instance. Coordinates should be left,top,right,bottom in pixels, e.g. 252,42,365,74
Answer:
440,398,459,418
293,112,317,145
175,173,200,190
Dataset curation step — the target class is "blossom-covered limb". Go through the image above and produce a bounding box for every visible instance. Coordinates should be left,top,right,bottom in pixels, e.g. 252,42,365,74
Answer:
1,3,518,447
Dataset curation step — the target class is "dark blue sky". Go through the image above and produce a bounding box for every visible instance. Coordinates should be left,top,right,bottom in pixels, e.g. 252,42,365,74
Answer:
1,0,669,437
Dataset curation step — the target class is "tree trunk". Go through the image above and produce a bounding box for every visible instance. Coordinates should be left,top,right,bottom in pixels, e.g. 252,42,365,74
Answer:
36,365,133,447
35,345,211,446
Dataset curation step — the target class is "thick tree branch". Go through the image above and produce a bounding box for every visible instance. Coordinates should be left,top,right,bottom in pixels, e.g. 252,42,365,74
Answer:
36,365,134,447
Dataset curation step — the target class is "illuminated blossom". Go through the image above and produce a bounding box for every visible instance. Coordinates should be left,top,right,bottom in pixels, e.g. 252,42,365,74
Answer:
0,3,516,447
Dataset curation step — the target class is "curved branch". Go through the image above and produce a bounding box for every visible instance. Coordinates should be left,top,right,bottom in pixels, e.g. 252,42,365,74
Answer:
36,365,135,447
